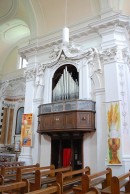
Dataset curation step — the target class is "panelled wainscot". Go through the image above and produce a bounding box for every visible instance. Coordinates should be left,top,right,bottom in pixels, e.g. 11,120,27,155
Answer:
37,100,96,169
37,100,96,133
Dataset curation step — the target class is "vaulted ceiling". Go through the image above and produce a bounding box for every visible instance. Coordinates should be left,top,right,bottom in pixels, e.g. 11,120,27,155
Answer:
0,0,130,78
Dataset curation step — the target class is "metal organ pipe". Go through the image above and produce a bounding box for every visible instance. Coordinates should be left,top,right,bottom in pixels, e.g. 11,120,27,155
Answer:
52,67,79,101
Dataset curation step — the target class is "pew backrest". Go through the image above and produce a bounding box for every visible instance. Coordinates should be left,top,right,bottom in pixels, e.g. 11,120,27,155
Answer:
34,166,72,191
16,164,53,181
88,168,112,187
56,166,90,194
73,167,112,194
1,163,40,182
111,171,130,194
0,179,29,194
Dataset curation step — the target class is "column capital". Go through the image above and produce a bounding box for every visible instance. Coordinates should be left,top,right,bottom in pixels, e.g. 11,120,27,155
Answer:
24,67,36,82
99,47,128,64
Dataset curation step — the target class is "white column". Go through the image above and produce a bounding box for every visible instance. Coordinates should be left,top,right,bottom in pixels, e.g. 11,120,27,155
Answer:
18,66,36,165
32,63,51,166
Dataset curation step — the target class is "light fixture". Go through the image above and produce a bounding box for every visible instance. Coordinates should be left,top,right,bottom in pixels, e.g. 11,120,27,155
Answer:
62,0,69,45
62,27,69,44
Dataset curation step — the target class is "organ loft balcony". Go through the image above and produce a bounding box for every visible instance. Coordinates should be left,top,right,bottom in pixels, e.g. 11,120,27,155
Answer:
37,99,96,135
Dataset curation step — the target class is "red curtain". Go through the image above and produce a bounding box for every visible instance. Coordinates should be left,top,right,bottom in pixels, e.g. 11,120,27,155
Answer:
63,148,71,167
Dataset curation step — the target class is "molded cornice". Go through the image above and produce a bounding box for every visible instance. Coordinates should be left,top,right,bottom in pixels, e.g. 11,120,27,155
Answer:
19,13,130,59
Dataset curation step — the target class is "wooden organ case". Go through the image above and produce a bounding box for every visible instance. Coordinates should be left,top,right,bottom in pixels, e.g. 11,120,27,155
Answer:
37,65,96,169
37,100,96,169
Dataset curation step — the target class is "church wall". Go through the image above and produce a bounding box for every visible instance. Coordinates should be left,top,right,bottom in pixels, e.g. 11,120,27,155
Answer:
2,48,19,75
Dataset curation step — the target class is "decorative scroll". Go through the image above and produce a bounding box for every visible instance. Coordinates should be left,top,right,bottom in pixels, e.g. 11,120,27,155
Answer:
52,66,79,101
107,102,121,164
21,114,33,147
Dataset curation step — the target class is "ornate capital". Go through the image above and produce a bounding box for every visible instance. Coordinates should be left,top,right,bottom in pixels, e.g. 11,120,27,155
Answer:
24,67,36,81
100,47,126,64
122,49,130,71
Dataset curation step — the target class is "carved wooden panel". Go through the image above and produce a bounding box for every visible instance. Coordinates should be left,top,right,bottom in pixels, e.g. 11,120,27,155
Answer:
77,112,94,129
53,113,65,129
37,110,95,133
65,112,77,129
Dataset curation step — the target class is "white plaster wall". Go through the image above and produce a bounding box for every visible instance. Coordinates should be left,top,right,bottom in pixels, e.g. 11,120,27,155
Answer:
31,99,42,164
104,63,120,102
84,132,97,173
83,89,106,173
40,135,51,166
95,89,107,171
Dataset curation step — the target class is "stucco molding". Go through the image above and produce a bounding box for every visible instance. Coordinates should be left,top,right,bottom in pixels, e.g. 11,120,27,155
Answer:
24,67,36,81
19,13,130,59
35,64,46,87
100,47,127,64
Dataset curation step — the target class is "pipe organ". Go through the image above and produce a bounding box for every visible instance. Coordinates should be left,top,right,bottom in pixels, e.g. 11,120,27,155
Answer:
52,66,79,102
38,64,96,170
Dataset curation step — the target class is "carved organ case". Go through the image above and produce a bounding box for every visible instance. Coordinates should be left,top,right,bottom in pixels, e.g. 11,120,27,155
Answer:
38,63,96,169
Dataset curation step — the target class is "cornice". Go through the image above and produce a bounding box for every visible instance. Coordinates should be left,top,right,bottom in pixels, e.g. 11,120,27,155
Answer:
90,13,130,30
19,13,130,60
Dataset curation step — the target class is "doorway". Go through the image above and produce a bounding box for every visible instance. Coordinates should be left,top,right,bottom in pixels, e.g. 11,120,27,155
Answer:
51,134,83,170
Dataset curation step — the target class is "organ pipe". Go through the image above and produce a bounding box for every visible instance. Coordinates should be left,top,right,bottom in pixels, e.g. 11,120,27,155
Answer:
53,67,79,101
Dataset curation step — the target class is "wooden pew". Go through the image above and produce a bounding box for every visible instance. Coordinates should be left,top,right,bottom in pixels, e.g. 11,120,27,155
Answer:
101,171,130,194
0,178,29,194
56,167,90,194
73,168,112,194
0,163,40,184
23,183,61,194
16,164,54,182
30,166,72,191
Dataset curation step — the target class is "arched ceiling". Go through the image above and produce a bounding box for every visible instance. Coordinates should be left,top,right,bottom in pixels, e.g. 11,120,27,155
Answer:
0,0,130,78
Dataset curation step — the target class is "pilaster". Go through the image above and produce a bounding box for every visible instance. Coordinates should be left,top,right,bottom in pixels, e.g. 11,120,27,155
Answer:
94,88,106,171
19,64,36,165
99,25,130,172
